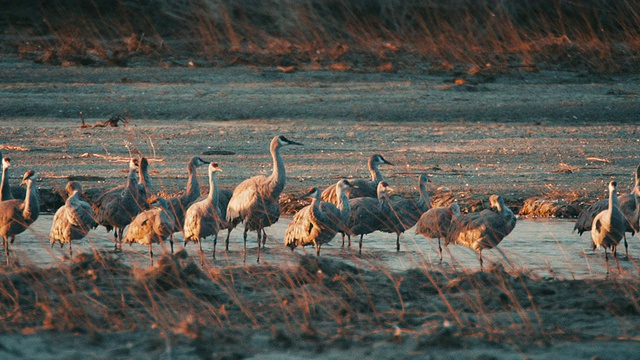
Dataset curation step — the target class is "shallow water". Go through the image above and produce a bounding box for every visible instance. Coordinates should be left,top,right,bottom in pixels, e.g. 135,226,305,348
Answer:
6,216,639,280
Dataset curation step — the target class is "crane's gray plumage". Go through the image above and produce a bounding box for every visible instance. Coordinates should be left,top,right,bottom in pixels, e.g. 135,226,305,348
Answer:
92,159,145,251
284,180,353,256
380,173,431,251
50,181,98,258
183,163,224,265
123,196,175,266
446,195,516,271
591,181,626,273
321,154,393,204
416,202,461,262
0,170,39,265
1,157,14,201
134,157,152,210
346,181,393,254
165,156,209,252
226,135,303,262
574,164,640,256
218,187,234,252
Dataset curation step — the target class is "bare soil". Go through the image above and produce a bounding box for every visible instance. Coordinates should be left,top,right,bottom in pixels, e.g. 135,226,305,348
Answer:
1,57,640,359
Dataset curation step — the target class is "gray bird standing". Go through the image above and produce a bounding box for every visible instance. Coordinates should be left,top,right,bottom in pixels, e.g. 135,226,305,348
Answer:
284,180,353,256
380,173,431,251
92,159,144,251
1,156,14,201
0,170,39,265
574,164,640,256
346,181,393,254
415,202,461,262
50,181,98,258
445,195,516,271
321,154,393,204
591,181,626,273
165,156,210,252
183,162,225,265
226,135,303,263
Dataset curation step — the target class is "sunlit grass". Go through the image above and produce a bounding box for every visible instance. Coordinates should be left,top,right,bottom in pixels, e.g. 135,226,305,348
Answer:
5,0,640,72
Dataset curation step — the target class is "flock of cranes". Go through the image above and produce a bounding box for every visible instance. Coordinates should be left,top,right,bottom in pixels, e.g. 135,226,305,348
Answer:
0,137,637,272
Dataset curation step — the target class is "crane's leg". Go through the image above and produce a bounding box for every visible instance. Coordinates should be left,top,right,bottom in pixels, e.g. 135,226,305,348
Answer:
437,238,443,263
613,245,621,272
225,229,231,252
623,235,628,257
113,229,119,251
604,247,610,274
199,240,204,267
341,233,345,248
149,244,154,267
256,230,262,263
316,242,321,257
213,234,218,260
117,228,124,252
396,233,401,252
478,250,484,272
243,228,248,263
3,237,9,265
169,234,174,254
262,229,267,248
69,242,73,259
359,235,364,255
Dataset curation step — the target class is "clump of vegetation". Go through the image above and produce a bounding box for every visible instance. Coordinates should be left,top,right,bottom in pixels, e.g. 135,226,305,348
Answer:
2,0,639,72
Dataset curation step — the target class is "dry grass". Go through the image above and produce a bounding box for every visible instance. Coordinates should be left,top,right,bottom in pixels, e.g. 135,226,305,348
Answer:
3,0,640,72
1,248,638,355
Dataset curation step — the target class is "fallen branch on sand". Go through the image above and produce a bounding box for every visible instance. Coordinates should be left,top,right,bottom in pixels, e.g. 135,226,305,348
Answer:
586,157,610,163
80,112,129,128
78,153,164,162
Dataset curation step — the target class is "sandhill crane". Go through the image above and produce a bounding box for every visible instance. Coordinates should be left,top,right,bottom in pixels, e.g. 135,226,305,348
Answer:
0,170,39,265
346,181,393,254
416,202,461,262
123,196,175,266
591,181,626,273
380,173,431,251
321,154,393,204
226,135,303,262
1,157,14,201
574,164,640,256
92,159,144,251
50,181,98,258
445,195,516,271
183,163,224,265
135,157,151,210
165,156,210,252
284,180,353,256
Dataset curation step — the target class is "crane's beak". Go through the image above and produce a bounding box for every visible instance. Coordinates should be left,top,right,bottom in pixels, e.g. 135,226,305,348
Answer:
287,139,303,146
